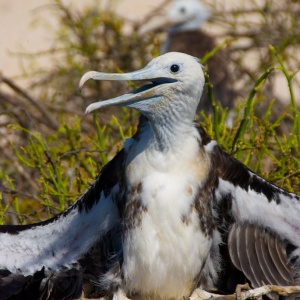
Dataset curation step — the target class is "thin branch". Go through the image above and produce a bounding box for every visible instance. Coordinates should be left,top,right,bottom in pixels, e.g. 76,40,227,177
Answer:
190,284,300,300
0,75,58,130
240,284,300,300
59,149,106,160
133,0,172,29
0,185,40,201
275,169,300,183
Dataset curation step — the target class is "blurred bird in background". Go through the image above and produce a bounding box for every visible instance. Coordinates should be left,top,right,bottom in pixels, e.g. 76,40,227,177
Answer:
140,0,238,116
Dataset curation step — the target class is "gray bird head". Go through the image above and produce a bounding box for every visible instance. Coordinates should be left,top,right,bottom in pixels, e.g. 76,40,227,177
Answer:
79,52,204,124
167,0,211,33
139,0,211,35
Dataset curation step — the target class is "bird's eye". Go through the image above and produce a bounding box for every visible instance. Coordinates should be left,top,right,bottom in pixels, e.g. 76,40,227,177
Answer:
170,64,180,73
179,7,186,14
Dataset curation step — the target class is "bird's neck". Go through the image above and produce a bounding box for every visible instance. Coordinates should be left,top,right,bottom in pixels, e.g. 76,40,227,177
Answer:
125,117,202,179
145,113,198,153
169,20,205,35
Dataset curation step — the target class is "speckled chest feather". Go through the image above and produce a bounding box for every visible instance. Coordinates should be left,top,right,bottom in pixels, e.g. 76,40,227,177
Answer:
121,130,216,299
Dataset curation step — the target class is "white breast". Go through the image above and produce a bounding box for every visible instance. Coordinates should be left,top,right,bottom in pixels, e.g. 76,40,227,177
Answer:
123,135,212,299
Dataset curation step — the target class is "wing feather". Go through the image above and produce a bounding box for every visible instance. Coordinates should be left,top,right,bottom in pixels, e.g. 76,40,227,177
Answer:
244,225,264,287
0,145,128,299
202,124,300,289
227,224,242,272
0,266,83,300
228,224,295,288
268,233,293,284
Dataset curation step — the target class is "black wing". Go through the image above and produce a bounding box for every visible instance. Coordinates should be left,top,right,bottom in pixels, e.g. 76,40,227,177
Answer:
0,147,127,300
197,125,300,290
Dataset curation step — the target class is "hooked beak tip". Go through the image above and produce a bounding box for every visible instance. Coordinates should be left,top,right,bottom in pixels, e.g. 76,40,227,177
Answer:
85,102,102,114
85,106,92,115
79,71,97,91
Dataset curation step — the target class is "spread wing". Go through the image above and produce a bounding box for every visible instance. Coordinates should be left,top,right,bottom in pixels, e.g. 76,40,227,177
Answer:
0,117,148,300
0,146,128,300
0,266,83,300
198,125,300,289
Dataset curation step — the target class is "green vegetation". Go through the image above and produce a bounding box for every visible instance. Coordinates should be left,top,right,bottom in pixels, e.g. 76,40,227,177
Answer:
0,0,299,225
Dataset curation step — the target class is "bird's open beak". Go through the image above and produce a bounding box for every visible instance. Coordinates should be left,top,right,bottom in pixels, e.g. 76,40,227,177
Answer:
79,65,177,114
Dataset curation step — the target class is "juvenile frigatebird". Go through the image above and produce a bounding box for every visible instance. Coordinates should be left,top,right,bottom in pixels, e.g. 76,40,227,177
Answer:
141,0,237,113
0,52,299,300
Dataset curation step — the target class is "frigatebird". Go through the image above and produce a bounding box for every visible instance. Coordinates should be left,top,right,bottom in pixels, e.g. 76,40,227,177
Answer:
141,0,237,113
0,52,299,300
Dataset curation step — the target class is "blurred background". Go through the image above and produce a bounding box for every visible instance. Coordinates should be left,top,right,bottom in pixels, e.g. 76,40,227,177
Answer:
0,0,299,224
0,0,163,86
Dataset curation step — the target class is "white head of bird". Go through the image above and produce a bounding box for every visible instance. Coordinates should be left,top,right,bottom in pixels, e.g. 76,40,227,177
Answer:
168,0,211,33
80,52,204,142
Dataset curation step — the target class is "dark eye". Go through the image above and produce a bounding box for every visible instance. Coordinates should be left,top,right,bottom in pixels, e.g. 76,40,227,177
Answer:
179,7,186,14
170,64,180,73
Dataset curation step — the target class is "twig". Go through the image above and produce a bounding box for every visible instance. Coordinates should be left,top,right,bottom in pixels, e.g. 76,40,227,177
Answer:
275,169,300,183
240,284,300,299
133,0,172,29
59,149,106,160
191,284,300,300
0,94,51,128
0,75,58,130
0,185,40,201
